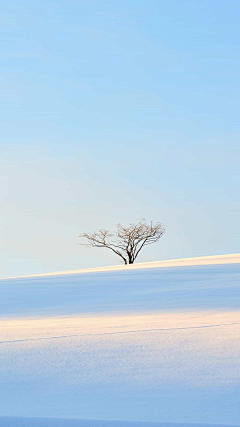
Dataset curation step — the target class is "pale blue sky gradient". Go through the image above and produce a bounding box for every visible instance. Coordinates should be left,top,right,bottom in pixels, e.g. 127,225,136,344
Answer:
1,0,239,277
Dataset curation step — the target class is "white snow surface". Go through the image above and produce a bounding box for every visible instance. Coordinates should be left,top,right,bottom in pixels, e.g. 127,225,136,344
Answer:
0,255,240,426
0,418,238,427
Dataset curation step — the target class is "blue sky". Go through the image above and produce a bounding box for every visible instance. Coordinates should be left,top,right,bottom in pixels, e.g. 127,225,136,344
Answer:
0,0,239,277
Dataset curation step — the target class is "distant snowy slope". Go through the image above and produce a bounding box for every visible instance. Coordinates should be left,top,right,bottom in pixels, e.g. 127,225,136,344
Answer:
2,253,240,280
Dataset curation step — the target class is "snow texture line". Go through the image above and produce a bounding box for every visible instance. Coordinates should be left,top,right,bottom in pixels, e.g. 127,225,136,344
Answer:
0,322,239,344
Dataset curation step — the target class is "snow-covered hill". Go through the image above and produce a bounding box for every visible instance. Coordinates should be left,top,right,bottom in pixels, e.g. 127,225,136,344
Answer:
2,253,240,280
0,255,240,426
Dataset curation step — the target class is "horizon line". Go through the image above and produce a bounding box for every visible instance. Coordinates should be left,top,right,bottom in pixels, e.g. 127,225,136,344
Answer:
1,253,240,281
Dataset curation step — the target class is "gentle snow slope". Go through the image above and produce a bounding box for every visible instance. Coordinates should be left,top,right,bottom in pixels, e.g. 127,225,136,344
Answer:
0,255,240,426
2,253,240,280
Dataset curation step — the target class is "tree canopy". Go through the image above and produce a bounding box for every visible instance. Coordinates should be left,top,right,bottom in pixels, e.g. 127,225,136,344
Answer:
79,219,165,264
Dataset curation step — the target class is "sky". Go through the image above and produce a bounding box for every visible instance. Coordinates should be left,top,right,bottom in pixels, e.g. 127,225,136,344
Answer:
0,0,239,277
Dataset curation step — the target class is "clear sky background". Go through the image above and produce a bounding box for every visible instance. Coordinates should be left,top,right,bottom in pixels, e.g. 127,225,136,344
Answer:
1,0,239,277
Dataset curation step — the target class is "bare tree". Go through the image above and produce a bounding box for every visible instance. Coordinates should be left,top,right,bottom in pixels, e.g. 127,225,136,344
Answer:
79,219,165,264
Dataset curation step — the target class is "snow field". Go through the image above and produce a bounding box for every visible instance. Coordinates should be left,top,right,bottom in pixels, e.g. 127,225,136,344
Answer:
0,257,240,425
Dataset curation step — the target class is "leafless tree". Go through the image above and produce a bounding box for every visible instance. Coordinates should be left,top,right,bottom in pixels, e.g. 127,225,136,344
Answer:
79,219,165,264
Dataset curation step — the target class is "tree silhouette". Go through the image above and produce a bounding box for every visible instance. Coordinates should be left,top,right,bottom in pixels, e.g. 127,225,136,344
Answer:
79,219,165,264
